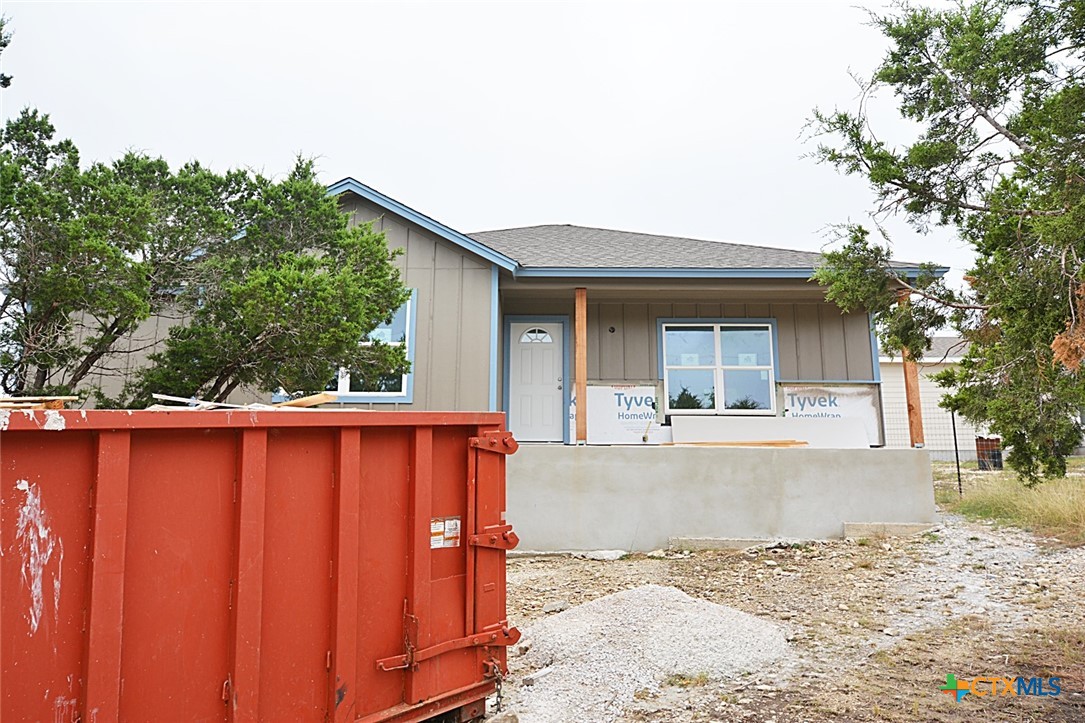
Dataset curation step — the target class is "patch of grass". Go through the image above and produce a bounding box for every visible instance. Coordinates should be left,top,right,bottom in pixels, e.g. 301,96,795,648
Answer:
812,616,1085,722
937,468,1085,546
921,530,942,543
934,486,959,505
1009,627,1085,691
856,537,872,547
665,672,710,688
933,459,978,478
870,650,895,665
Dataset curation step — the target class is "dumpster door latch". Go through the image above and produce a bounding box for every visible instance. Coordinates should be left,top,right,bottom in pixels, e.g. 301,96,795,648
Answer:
376,625,521,671
468,524,519,550
469,431,518,454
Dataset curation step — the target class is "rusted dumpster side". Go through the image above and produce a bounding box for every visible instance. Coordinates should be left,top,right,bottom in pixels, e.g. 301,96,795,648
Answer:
0,410,519,722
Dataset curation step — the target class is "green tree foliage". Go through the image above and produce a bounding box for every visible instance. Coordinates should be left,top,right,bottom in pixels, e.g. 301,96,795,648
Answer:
0,17,12,89
0,109,409,404
810,0,1085,482
726,396,764,410
0,109,207,395
669,385,707,410
121,162,410,405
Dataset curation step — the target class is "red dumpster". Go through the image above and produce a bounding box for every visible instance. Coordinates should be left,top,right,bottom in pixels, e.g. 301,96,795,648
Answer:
0,410,519,722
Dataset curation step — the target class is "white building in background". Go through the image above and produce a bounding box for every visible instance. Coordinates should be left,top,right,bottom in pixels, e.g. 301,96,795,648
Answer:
879,336,989,461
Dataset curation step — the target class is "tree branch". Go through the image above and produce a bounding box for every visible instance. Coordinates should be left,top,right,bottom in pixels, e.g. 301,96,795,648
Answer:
66,317,131,389
891,274,990,311
920,49,1035,154
882,177,1064,217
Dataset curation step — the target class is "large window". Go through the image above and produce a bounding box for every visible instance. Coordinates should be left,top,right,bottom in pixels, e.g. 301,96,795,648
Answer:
661,322,776,415
328,291,415,401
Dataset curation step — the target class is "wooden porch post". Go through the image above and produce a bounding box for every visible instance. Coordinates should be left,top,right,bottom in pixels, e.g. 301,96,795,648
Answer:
575,287,587,443
898,290,925,448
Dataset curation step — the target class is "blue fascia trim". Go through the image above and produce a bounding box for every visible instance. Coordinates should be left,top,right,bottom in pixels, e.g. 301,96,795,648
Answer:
328,177,519,272
489,266,500,412
503,315,571,445
517,267,817,279
512,265,948,280
334,289,418,404
895,266,952,279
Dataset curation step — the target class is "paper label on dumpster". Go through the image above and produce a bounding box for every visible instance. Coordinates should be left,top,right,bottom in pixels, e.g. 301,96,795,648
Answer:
430,516,461,549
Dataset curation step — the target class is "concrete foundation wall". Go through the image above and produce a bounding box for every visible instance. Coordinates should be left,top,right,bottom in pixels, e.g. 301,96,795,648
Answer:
506,445,937,551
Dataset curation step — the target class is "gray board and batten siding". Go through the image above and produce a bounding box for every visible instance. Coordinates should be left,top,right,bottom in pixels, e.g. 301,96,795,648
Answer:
340,195,495,411
498,292,876,389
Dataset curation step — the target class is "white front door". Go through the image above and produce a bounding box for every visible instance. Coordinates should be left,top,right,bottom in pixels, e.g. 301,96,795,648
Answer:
509,322,564,442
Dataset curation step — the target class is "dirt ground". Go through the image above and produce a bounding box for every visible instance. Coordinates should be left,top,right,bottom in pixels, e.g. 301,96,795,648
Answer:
497,480,1085,722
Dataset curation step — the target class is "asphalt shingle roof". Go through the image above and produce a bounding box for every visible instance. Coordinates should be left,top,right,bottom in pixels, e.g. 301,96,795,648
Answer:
927,336,969,360
468,224,826,269
880,335,969,362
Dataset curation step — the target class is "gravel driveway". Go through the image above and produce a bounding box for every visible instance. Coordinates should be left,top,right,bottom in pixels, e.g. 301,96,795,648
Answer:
493,512,1085,722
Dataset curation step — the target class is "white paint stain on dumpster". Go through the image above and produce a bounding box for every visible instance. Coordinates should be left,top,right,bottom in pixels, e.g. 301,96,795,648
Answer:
43,410,66,431
15,480,63,635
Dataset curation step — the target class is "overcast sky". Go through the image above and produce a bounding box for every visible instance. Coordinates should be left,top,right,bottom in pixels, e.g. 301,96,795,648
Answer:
0,0,972,282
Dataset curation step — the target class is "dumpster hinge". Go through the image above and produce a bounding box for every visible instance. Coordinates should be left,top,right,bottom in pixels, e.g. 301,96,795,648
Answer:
468,524,519,551
469,431,518,455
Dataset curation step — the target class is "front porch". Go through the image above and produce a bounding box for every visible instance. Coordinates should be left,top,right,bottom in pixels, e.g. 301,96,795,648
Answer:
498,280,884,447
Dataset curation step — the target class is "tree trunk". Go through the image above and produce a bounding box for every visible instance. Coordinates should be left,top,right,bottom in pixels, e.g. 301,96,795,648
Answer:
66,317,131,389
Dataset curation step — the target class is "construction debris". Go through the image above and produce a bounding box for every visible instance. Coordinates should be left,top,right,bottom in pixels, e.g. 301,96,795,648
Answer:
272,392,338,408
0,396,79,410
148,392,349,411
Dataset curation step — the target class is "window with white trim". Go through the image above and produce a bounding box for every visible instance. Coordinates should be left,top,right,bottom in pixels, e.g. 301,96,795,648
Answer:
661,323,776,415
327,294,413,396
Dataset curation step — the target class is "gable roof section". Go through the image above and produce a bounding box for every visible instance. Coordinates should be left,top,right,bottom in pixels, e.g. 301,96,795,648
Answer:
326,180,946,280
328,177,518,272
469,224,942,279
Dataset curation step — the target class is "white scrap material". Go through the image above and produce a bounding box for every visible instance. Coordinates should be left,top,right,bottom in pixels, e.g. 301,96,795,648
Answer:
574,550,627,561
509,585,790,723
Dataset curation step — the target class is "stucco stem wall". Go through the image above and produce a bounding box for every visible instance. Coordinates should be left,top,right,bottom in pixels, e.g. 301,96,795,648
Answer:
506,446,936,551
